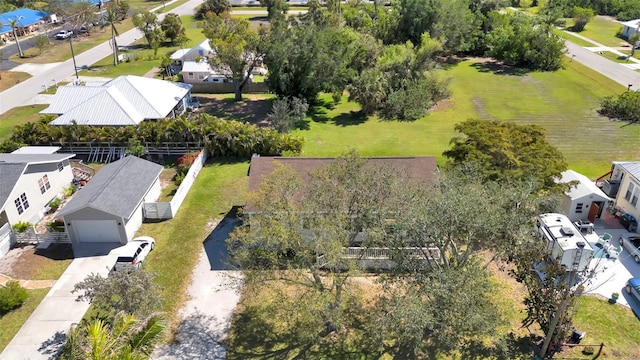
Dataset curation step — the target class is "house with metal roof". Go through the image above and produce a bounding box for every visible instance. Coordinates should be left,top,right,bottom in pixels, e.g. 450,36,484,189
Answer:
170,39,213,66
557,170,612,222
0,150,75,259
621,19,640,39
40,75,193,126
56,156,162,251
0,8,50,36
180,60,229,84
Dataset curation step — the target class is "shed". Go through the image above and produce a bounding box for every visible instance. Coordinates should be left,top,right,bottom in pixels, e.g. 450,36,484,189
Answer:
56,156,162,250
558,170,612,222
621,19,640,39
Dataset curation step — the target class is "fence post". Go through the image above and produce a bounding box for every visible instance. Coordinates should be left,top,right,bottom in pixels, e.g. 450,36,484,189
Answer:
597,342,605,357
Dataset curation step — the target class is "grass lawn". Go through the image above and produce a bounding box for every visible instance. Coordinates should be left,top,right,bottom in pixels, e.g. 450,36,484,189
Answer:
290,59,628,178
553,28,596,47
566,295,640,358
566,16,625,48
0,105,46,142
598,51,637,63
0,289,48,353
0,72,31,92
39,82,69,94
139,159,248,327
11,20,135,64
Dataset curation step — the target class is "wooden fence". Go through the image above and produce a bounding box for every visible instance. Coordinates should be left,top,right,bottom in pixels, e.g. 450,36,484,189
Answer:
190,82,269,94
143,150,208,220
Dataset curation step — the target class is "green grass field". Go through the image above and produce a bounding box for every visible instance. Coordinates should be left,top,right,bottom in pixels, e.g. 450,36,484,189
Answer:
0,105,47,142
567,16,625,48
553,28,596,47
0,289,48,353
293,59,627,178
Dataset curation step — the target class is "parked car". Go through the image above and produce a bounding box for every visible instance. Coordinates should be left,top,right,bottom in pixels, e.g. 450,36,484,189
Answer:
55,30,73,40
626,278,640,303
619,233,640,263
113,236,155,271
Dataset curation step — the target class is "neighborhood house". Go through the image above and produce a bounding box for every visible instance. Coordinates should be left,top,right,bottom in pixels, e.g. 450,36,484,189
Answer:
600,161,640,232
0,148,75,259
56,156,162,252
40,75,193,126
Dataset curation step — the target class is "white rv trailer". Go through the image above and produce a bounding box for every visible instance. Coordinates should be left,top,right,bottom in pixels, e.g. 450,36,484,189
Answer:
536,213,594,272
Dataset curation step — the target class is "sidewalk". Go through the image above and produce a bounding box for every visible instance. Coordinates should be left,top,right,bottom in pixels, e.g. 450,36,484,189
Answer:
563,30,640,70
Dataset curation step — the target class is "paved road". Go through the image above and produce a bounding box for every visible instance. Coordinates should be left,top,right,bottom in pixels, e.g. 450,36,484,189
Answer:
0,0,204,115
565,41,640,90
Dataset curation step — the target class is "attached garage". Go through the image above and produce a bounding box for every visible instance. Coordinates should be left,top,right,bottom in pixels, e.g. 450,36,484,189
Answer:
57,156,163,253
72,220,120,242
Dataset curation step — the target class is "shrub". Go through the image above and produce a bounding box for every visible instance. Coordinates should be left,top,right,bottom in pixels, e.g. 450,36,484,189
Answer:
599,90,640,123
267,97,309,133
12,221,31,233
48,197,62,213
46,220,66,232
63,185,75,197
174,172,186,186
0,281,28,313
177,151,200,176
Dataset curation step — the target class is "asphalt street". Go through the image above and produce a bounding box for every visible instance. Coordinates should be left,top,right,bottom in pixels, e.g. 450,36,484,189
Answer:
565,41,640,90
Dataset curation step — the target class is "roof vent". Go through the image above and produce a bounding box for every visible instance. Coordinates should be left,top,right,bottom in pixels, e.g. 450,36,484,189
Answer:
560,227,575,236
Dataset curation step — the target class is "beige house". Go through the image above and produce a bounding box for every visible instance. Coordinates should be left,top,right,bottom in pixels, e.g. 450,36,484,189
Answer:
602,161,640,230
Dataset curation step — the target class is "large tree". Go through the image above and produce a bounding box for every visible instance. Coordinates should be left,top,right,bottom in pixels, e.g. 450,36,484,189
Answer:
486,12,566,71
195,0,231,19
132,9,162,49
160,13,187,45
202,17,266,101
443,119,568,188
230,152,411,342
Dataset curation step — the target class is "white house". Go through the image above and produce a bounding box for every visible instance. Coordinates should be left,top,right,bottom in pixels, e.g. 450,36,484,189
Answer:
180,60,229,84
56,156,162,252
621,19,640,39
557,170,612,222
170,39,213,66
40,75,193,126
0,149,75,258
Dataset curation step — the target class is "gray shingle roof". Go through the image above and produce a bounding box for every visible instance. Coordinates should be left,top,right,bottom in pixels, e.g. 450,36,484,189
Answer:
0,163,27,212
57,156,163,220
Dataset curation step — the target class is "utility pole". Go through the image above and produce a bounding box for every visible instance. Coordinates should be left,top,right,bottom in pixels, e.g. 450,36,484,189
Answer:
69,34,79,82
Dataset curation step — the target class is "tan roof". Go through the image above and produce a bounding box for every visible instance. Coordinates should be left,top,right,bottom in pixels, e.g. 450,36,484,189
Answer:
247,156,438,211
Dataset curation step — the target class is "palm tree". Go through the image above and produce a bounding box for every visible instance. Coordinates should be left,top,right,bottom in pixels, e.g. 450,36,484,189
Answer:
8,17,24,58
60,312,164,360
103,9,120,66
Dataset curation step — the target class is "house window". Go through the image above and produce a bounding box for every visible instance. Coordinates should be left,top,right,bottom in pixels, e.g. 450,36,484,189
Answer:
625,181,640,208
575,203,584,213
198,73,205,80
14,193,29,215
57,161,64,172
625,182,635,201
188,72,194,79
38,175,51,194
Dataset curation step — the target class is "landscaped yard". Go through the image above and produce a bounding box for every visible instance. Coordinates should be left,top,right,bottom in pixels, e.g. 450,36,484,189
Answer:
0,289,48,353
553,28,596,47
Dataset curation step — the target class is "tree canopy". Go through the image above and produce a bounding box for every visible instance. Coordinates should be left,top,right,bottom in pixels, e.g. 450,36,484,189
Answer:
443,119,568,188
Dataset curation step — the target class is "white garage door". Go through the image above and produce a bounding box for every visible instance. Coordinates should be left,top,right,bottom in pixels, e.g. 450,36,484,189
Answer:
73,220,121,243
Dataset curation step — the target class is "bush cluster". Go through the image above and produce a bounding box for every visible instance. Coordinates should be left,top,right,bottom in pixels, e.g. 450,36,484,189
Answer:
0,281,28,313
175,151,201,185
599,90,640,123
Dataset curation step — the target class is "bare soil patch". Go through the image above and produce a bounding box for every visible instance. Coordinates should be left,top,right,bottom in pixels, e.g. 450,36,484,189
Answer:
0,244,73,280
195,94,274,127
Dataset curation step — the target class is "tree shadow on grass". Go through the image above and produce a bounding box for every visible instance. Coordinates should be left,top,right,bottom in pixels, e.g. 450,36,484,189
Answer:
470,61,532,76
199,97,274,127
332,111,368,126
34,243,74,260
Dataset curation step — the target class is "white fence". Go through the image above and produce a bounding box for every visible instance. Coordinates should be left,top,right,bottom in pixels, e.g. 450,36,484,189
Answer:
0,223,13,259
143,150,208,220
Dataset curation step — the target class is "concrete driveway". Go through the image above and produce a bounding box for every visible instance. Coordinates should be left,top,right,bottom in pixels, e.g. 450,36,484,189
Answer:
582,224,640,317
0,243,120,360
153,213,242,360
